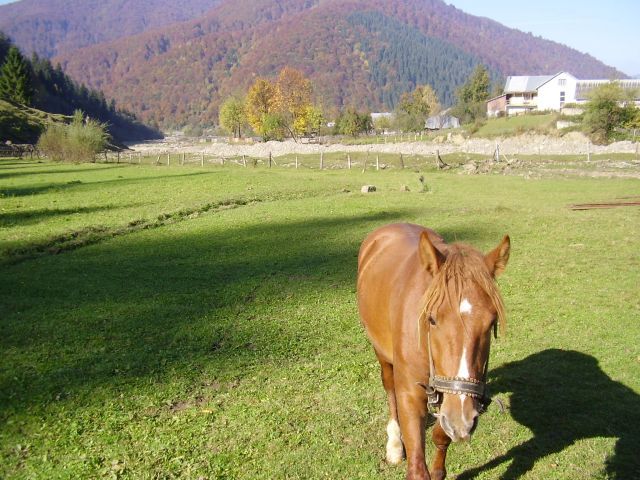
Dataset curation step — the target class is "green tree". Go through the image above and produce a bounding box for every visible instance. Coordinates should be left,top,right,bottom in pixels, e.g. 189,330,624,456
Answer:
336,108,372,136
260,112,286,141
583,82,632,144
373,114,392,134
0,32,11,63
452,64,490,124
0,46,33,105
218,96,247,138
394,84,441,132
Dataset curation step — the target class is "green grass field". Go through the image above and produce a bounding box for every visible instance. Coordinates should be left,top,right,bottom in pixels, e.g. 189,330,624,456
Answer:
1,158,639,479
472,114,558,138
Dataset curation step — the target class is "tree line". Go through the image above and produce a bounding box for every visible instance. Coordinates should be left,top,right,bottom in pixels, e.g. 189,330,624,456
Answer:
217,64,494,140
0,32,160,143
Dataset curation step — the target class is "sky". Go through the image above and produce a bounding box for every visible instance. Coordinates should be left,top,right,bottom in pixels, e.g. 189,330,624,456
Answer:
0,0,638,75
446,0,640,76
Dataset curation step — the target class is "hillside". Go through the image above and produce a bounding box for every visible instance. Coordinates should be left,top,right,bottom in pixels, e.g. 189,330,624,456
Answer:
0,98,69,144
0,34,161,143
3,0,625,129
0,0,221,58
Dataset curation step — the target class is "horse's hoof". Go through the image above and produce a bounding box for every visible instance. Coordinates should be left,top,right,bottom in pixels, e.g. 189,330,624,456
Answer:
386,450,404,465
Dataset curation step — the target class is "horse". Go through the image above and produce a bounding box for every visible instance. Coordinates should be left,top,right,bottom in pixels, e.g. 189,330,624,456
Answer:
357,223,510,480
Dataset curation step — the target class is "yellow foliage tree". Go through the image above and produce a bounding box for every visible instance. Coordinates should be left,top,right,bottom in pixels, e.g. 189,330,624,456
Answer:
245,78,277,138
274,67,313,141
292,105,324,137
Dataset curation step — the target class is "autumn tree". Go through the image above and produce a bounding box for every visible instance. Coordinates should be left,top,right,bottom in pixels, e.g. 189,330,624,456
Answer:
0,46,33,105
452,64,490,124
293,105,324,137
218,96,247,138
245,78,278,141
274,67,313,141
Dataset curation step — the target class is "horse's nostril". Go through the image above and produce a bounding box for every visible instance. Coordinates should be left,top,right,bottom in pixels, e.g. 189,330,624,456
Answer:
439,414,453,434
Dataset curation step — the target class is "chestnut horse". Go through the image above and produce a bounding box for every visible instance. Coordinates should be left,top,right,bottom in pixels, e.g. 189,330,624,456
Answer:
357,223,510,480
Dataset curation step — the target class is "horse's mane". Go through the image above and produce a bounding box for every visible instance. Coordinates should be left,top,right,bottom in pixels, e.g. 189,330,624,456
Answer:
420,243,506,333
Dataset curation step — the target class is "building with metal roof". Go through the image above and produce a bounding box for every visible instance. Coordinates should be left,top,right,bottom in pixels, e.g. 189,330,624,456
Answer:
487,72,640,117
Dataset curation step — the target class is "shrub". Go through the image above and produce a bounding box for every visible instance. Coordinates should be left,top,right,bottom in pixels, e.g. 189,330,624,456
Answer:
38,110,110,162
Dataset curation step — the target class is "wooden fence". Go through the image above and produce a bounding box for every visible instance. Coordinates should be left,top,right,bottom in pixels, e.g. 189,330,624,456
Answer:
0,144,38,158
97,150,458,171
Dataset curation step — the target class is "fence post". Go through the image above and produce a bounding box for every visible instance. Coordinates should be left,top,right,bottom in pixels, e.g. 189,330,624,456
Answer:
181,153,185,166
167,153,170,166
320,151,324,170
117,151,120,163
400,153,404,169
435,149,448,169
587,142,591,161
376,154,379,171
243,155,247,167
221,156,225,166
269,152,272,168
347,154,351,169
295,155,298,169
201,152,204,167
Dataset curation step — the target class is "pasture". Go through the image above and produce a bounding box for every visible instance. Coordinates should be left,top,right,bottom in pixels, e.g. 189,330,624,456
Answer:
1,158,639,479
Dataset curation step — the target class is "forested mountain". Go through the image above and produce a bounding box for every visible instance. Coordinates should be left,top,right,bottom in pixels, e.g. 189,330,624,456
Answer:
0,0,625,129
0,0,221,58
0,34,161,142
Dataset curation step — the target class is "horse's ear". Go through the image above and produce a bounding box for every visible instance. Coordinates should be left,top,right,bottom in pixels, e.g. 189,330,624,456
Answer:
485,235,510,277
419,231,444,274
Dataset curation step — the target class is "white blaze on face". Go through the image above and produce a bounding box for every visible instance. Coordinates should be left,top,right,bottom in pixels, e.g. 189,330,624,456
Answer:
460,298,473,315
457,347,470,378
457,346,471,409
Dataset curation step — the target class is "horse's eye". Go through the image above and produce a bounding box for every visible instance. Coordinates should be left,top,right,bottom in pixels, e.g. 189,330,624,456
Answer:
429,315,436,326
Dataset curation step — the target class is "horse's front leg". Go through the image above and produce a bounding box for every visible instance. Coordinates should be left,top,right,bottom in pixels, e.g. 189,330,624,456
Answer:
396,384,430,480
430,421,452,480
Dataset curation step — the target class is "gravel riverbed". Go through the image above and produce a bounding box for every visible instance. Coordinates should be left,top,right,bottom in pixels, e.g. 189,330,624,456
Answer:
127,131,638,158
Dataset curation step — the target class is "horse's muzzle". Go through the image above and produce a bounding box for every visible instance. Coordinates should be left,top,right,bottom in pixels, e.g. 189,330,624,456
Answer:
439,406,479,442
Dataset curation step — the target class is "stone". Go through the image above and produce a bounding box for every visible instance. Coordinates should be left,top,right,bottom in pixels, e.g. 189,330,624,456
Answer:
361,185,377,193
462,162,478,174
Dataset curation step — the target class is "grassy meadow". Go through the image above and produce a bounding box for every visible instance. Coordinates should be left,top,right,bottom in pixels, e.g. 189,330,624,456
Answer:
472,114,558,138
1,158,639,479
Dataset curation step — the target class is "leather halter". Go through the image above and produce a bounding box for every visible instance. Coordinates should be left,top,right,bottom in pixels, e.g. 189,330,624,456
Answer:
421,327,495,415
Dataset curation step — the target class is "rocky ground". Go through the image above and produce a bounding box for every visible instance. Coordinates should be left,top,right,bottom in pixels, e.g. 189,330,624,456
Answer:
125,132,640,179
127,131,639,158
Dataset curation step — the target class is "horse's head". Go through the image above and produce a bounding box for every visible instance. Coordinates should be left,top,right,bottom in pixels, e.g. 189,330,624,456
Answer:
419,232,510,442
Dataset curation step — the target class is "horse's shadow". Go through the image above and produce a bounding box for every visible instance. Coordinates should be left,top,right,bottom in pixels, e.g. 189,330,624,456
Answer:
458,349,640,479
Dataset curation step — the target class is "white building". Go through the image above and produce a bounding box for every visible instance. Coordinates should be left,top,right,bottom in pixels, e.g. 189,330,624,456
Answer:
487,72,640,117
